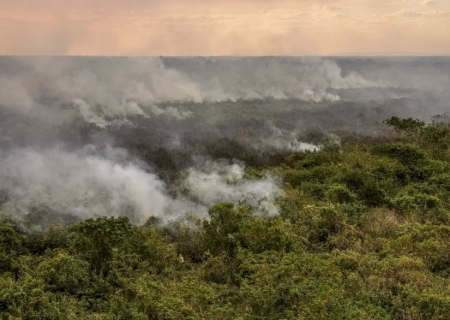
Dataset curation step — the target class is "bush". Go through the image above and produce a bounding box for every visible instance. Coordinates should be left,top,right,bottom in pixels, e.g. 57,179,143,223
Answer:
36,251,90,294
325,184,357,204
372,143,426,165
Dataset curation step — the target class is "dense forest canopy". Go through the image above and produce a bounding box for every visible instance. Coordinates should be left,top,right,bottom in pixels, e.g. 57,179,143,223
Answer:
2,114,450,319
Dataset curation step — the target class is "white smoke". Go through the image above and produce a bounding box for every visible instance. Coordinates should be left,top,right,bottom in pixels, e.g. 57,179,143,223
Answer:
149,105,193,120
0,57,386,126
2,56,448,126
73,99,110,128
248,122,320,152
72,98,148,126
183,160,283,217
1,56,447,228
72,99,192,127
0,147,168,225
0,147,283,224
190,57,384,102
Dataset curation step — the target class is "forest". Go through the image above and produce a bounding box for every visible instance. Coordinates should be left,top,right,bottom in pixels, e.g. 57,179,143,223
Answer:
2,114,450,319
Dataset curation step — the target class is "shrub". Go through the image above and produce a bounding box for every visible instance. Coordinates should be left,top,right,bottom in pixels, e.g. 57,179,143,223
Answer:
325,184,357,204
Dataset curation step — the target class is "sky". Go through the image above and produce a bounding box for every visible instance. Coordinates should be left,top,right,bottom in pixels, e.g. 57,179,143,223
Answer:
0,0,449,56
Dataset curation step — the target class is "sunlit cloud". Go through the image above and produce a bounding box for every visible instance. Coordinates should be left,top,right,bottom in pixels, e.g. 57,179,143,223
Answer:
0,0,449,55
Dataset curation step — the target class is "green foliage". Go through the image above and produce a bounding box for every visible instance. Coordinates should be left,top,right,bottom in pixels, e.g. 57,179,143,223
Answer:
0,222,24,255
325,184,357,204
2,117,450,319
383,116,425,139
36,250,90,294
69,217,134,275
372,143,426,165
203,203,250,258
0,223,25,278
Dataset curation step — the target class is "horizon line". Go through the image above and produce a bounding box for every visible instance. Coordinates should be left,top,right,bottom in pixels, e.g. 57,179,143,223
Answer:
1,54,450,58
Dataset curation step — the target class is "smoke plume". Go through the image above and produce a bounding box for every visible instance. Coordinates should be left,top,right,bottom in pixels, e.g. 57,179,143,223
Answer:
183,159,283,218
1,56,449,227
0,146,283,224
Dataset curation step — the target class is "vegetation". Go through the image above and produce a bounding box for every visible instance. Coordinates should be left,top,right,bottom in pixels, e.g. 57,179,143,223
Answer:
2,116,450,319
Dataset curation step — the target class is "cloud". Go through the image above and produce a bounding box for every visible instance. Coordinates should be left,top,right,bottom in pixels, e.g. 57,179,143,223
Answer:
386,0,434,5
0,0,449,55
386,8,450,17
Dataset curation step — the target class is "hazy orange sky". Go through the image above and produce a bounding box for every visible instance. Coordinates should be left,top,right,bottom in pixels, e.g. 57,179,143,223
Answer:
1,0,449,55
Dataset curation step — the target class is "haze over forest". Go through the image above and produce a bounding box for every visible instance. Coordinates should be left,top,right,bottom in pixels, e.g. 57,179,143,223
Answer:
1,0,450,319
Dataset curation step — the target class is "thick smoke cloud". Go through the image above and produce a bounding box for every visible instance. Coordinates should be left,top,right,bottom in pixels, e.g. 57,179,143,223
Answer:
183,159,283,217
0,146,283,224
0,57,203,125
1,56,449,226
0,57,388,124
1,56,448,128
0,146,167,225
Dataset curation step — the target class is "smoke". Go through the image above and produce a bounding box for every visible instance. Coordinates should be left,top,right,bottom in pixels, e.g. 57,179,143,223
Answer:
0,76,35,113
253,122,320,152
183,159,283,217
73,99,111,128
0,146,283,224
1,57,448,105
1,56,448,228
0,57,388,124
0,57,202,124
148,104,193,120
0,146,168,225
3,56,447,130
72,99,193,128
